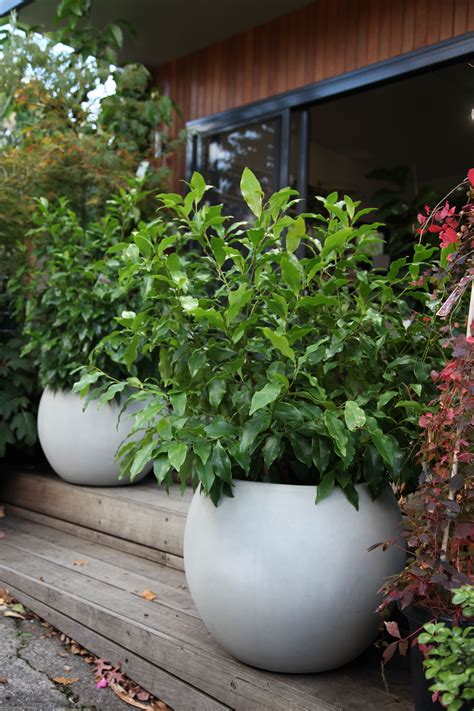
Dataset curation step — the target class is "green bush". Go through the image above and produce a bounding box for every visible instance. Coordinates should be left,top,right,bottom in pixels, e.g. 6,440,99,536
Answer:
10,184,152,392
419,586,474,711
76,169,444,504
0,2,184,458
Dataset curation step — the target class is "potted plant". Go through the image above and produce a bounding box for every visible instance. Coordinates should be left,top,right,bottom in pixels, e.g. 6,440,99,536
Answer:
376,171,473,709
10,184,153,486
77,169,444,671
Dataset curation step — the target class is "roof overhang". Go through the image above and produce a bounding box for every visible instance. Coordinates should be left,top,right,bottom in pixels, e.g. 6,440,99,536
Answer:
7,0,314,67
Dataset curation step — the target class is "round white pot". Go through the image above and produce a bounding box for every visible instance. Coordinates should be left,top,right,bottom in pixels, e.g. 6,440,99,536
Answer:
184,480,405,673
38,388,151,486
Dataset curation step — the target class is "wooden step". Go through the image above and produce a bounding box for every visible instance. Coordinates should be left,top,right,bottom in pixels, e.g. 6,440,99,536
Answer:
1,470,191,570
0,508,414,710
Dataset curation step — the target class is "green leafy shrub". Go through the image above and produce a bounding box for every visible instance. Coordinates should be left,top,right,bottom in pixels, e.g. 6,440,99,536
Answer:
0,289,38,457
419,586,474,711
77,169,444,504
0,1,184,457
10,183,151,391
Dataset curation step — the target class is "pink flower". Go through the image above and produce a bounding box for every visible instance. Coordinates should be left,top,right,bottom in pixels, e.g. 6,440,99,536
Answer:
468,168,474,187
96,678,108,689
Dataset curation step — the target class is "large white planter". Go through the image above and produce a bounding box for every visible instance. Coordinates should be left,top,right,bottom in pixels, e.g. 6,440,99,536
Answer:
184,480,405,673
38,388,151,486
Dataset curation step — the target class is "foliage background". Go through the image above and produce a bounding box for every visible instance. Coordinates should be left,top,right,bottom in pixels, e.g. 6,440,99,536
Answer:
0,0,184,459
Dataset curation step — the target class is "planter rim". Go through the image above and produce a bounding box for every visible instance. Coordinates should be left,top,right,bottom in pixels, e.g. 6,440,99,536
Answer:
222,479,373,493
43,385,136,409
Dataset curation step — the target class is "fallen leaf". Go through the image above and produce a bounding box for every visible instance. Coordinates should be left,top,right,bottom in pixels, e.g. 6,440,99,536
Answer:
72,559,88,566
0,676,7,684
52,676,80,685
135,688,150,701
0,588,13,604
3,611,25,620
93,658,112,675
151,702,170,711
109,681,150,709
11,603,26,615
57,651,68,658
0,531,5,539
140,588,157,602
0,506,5,518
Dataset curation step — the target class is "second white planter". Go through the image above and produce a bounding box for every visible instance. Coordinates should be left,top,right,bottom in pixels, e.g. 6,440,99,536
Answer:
38,388,151,486
184,480,405,673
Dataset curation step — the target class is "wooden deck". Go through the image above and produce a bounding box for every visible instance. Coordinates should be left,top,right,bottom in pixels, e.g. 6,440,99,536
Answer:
0,471,414,711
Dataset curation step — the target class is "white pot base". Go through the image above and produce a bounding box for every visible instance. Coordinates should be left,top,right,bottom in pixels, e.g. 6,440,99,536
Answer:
184,480,405,673
38,388,151,486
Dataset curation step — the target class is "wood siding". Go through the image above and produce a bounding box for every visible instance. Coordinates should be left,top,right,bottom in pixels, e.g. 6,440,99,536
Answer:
153,0,473,181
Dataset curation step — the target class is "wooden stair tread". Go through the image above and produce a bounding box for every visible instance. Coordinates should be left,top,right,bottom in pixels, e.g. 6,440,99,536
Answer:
1,471,188,561
0,511,414,711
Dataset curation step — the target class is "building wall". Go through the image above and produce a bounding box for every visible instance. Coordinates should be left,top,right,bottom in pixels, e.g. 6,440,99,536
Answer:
153,0,473,181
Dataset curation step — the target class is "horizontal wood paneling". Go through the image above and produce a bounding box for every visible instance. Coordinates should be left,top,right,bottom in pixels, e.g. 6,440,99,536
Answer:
153,0,473,182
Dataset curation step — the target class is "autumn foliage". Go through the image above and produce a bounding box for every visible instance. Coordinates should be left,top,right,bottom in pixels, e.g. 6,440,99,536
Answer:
378,171,473,630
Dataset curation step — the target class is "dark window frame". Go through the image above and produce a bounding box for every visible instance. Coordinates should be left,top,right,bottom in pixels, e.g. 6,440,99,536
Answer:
186,32,474,195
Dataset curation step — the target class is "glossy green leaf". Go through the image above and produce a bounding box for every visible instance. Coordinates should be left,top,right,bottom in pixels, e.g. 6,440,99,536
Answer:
239,410,271,454
134,233,152,258
153,454,171,484
249,382,282,416
212,441,232,484
316,470,335,503
280,254,302,295
344,400,366,431
209,379,227,408
262,327,295,362
262,435,283,468
312,436,330,474
168,441,188,472
170,392,186,416
226,284,252,324
240,167,263,218
323,411,347,459
321,228,352,259
286,215,305,253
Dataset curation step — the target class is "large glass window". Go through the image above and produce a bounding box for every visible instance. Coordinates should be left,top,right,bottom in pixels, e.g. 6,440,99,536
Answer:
304,60,473,259
194,58,472,260
202,119,279,219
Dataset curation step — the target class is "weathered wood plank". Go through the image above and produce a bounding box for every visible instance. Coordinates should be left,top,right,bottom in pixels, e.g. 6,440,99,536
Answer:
0,537,413,711
0,518,198,618
4,504,184,571
1,471,187,557
0,551,333,710
2,583,228,711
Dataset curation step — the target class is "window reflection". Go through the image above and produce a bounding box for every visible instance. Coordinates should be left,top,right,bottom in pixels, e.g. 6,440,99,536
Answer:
203,120,278,220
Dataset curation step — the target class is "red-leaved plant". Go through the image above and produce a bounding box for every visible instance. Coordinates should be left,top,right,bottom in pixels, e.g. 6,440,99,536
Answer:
375,169,474,663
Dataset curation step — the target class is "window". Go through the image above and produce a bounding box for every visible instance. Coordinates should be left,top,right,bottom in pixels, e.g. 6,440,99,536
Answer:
202,119,279,219
190,38,473,261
